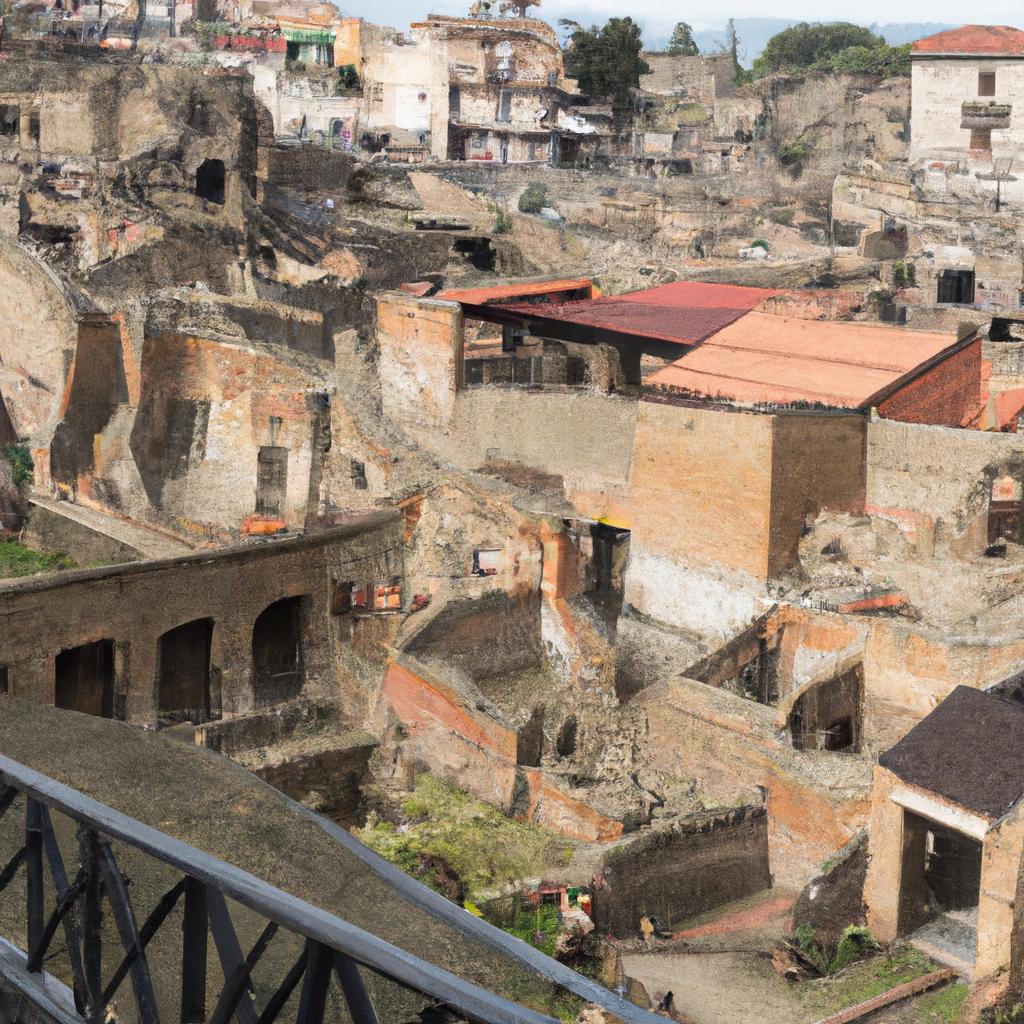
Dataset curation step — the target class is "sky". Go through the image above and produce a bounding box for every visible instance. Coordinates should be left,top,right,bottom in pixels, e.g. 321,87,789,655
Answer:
340,0,1022,50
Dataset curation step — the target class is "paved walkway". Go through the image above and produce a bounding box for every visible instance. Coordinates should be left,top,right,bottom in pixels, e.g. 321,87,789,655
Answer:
29,496,195,560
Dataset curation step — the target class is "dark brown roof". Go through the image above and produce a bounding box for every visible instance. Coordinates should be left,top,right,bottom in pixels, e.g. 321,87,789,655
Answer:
879,686,1024,820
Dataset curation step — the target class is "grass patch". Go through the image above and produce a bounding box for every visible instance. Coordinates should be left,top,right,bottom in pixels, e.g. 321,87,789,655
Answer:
356,773,575,899
803,946,940,1017
915,982,969,1023
0,540,75,579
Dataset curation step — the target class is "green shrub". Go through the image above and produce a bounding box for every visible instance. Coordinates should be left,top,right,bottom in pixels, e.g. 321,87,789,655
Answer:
751,238,770,252
893,259,916,287
828,925,879,973
795,923,878,976
494,208,513,234
778,140,811,169
518,182,548,215
2,445,33,488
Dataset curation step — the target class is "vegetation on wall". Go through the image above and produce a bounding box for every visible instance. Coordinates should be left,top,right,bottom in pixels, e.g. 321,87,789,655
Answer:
753,22,910,78
561,17,650,102
356,774,573,900
2,445,33,488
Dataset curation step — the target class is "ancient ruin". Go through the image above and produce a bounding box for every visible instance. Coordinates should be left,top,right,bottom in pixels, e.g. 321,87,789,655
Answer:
1,5,1024,1024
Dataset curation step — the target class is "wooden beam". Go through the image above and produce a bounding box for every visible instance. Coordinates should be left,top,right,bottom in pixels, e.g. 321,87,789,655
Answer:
95,837,160,1024
811,969,957,1024
103,878,187,1006
208,920,279,1024
206,888,260,1024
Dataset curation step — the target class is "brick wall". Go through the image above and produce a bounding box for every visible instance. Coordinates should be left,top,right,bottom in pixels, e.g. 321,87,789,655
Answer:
592,806,770,936
878,336,982,427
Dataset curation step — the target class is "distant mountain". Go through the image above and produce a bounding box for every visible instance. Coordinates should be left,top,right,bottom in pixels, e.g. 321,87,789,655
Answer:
869,22,957,45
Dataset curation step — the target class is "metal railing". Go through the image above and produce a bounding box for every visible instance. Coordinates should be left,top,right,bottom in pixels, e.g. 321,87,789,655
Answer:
0,753,598,1024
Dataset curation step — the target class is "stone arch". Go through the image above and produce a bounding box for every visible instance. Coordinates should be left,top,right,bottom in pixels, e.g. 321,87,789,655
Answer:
0,239,79,448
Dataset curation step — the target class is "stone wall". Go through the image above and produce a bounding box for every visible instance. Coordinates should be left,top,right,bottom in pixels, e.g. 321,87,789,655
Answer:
865,418,1024,557
0,511,403,725
592,806,770,937
639,676,872,885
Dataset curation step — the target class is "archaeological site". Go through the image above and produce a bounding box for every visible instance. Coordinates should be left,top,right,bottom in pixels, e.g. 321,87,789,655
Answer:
2,2,1024,1023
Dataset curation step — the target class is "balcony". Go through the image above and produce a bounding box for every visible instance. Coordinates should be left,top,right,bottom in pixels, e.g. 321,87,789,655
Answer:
962,101,1012,130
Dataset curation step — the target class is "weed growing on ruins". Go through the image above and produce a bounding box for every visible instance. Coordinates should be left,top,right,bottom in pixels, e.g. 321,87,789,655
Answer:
0,540,74,579
893,259,917,287
518,183,548,215
2,445,33,488
803,946,940,1016
751,238,771,253
357,773,573,898
794,923,879,976
494,209,514,234
916,983,968,1023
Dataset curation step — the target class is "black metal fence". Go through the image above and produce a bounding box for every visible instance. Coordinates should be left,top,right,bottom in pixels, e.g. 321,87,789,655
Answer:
0,754,578,1024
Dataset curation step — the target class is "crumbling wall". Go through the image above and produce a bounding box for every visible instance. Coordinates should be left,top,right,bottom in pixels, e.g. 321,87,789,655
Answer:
866,418,1024,557
0,239,78,448
863,620,1024,753
0,512,403,724
376,293,462,439
592,806,770,937
448,389,637,520
639,676,872,885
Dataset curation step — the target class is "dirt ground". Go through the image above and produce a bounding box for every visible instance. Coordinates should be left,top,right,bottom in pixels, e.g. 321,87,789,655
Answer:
623,949,815,1024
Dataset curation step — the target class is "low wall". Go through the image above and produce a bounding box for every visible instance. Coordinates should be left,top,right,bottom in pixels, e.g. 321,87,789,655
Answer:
592,806,771,938
247,730,378,828
23,502,142,564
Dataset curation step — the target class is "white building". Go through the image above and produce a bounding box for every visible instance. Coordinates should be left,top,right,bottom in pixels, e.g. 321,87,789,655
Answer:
911,25,1024,210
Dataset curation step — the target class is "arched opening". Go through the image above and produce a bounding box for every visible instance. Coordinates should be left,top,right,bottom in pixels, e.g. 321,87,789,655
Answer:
988,473,1022,552
157,618,214,723
251,597,305,707
556,715,577,758
788,665,863,753
516,705,545,767
195,159,226,205
55,640,115,719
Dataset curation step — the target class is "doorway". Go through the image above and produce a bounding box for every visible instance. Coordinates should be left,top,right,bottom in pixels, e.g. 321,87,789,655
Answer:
251,597,305,707
55,640,115,719
157,618,214,723
899,810,982,966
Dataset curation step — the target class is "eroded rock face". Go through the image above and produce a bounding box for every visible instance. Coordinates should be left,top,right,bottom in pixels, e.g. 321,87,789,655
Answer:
0,458,23,535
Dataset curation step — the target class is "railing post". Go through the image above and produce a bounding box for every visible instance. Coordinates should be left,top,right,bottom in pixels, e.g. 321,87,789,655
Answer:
180,879,208,1024
25,799,44,961
77,826,105,1024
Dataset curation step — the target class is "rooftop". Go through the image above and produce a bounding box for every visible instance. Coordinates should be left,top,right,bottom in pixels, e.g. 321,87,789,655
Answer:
647,313,969,409
495,281,782,347
879,686,1024,820
438,278,594,306
911,24,1024,56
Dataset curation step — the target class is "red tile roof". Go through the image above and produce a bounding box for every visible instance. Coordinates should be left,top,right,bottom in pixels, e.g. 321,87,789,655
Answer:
495,281,782,347
648,313,971,408
912,25,1024,56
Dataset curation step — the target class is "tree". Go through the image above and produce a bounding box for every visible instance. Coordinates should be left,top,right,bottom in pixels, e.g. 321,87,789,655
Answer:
665,21,698,56
752,22,882,76
563,17,650,103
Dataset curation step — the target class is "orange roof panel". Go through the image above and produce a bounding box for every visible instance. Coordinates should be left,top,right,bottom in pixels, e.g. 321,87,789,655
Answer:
649,313,972,409
912,25,1024,55
438,279,593,305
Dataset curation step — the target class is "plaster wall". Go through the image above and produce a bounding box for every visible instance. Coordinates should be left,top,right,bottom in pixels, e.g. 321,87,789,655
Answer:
911,58,1024,167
